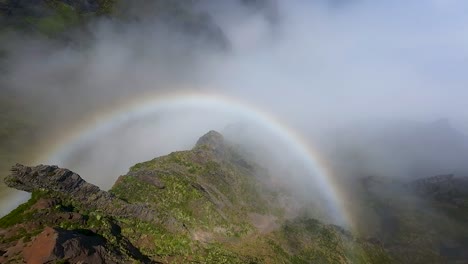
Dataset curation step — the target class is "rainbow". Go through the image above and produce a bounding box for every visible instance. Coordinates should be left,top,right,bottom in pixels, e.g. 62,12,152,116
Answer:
38,91,351,228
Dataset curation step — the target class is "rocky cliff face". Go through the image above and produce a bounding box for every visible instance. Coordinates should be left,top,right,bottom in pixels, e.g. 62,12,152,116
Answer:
0,131,393,263
6,164,157,222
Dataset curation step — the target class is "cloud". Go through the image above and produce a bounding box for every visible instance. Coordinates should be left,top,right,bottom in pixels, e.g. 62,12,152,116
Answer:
1,0,468,219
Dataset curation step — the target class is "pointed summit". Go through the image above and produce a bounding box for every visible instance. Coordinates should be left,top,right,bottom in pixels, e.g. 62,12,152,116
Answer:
195,130,225,151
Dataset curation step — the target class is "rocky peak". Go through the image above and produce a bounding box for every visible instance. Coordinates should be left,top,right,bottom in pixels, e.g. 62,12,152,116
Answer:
5,164,157,222
194,130,225,151
0,132,394,263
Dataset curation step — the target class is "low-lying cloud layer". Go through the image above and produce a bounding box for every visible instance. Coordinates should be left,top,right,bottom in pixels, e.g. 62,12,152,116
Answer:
1,0,468,220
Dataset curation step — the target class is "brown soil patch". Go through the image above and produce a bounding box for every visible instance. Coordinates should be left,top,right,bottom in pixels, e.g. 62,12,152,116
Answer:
23,227,57,264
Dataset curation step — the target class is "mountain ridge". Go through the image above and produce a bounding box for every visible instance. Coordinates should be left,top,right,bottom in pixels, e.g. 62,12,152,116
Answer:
0,130,392,263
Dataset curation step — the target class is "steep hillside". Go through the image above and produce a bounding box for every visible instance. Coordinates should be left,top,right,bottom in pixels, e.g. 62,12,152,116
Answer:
353,175,468,264
0,0,230,43
0,131,392,263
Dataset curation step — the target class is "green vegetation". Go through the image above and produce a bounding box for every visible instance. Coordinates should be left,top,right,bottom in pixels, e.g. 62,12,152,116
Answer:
269,218,393,264
0,0,118,35
0,190,44,228
96,0,117,15
107,140,393,263
26,2,80,36
0,135,394,263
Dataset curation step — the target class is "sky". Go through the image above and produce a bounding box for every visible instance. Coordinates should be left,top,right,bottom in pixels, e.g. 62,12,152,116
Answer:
199,0,468,129
4,0,468,129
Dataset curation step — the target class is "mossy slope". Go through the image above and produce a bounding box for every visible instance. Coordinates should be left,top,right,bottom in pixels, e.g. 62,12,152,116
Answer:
0,131,392,263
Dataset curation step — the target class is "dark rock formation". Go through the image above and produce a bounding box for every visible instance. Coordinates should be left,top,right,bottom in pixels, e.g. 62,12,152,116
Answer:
5,164,158,222
22,227,121,264
0,225,159,264
410,174,468,207
410,174,456,193
0,0,100,17
128,170,166,189
195,130,225,151
194,130,252,169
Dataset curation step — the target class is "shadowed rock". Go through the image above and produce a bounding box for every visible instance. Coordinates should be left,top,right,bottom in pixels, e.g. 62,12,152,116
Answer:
128,170,166,189
5,164,157,222
195,130,225,151
410,174,468,207
23,227,119,264
194,130,252,169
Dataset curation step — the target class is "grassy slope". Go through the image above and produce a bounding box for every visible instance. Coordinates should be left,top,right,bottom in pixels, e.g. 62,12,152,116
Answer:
0,137,392,263
1,0,99,36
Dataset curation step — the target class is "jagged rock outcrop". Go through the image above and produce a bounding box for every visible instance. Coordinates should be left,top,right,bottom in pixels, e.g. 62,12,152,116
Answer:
5,164,157,222
195,130,225,151
194,130,252,169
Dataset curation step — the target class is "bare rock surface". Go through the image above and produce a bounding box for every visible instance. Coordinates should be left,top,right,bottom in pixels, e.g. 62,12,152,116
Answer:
5,164,157,222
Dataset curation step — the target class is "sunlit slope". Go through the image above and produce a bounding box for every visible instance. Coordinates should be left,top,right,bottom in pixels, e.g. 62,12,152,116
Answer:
0,131,391,263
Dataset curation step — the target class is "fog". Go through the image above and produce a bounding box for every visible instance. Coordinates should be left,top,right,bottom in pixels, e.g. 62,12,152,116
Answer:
1,0,468,223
